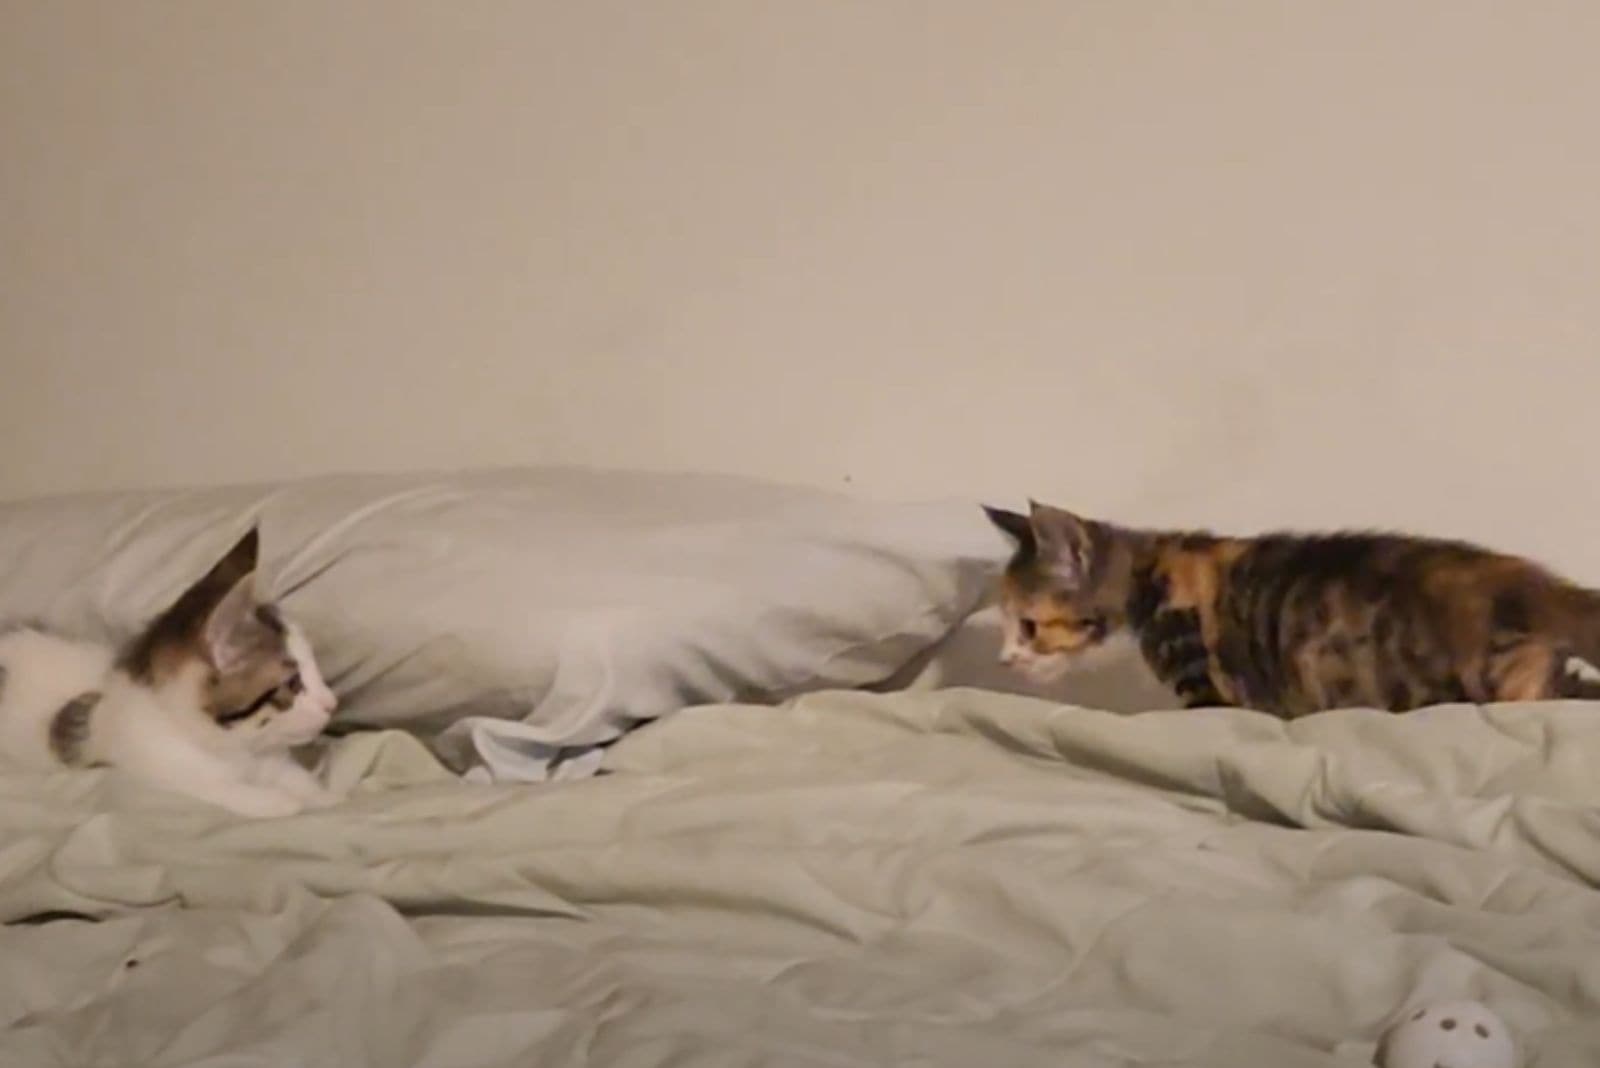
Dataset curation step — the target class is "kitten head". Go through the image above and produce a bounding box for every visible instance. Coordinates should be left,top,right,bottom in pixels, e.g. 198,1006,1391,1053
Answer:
119,528,337,750
983,501,1133,683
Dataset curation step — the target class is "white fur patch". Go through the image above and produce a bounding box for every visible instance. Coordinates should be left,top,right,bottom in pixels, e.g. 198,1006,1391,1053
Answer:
1565,656,1600,684
251,621,338,752
1002,629,1139,685
0,628,114,769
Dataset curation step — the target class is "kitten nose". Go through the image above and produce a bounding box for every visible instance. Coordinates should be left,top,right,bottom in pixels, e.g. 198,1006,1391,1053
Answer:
1000,650,1018,666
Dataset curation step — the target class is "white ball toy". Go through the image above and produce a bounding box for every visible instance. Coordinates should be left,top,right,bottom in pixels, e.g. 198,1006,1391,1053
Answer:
1375,1000,1516,1068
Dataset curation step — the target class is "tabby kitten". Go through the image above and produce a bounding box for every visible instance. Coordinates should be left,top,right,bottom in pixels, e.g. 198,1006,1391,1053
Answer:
984,501,1600,717
0,528,341,818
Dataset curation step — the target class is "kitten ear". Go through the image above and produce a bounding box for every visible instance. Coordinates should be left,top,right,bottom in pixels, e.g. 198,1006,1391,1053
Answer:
123,526,272,683
982,505,1035,547
1028,500,1092,586
201,572,267,673
190,528,270,672
203,527,259,590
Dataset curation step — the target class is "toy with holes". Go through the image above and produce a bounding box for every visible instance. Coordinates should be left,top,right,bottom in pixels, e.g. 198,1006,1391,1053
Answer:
1374,1000,1517,1068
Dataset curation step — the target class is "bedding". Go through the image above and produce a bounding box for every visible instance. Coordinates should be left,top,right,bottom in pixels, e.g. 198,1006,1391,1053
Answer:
2,688,1598,1066
0,467,1000,781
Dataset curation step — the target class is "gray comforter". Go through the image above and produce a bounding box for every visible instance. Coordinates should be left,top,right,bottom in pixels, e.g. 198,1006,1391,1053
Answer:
2,689,1597,1066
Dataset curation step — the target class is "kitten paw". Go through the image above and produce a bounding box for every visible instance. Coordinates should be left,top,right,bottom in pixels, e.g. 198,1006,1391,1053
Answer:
299,786,342,810
223,788,305,820
276,770,342,808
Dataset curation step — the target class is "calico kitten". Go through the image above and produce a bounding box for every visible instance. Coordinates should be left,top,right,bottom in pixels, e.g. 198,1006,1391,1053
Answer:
984,500,1600,717
0,528,341,818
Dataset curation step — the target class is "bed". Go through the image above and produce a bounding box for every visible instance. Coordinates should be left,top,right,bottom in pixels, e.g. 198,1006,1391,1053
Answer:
1,469,1596,1067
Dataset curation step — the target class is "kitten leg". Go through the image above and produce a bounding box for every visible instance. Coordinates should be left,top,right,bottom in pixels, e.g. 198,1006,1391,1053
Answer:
112,731,304,818
1484,640,1600,702
1173,677,1230,709
179,775,306,819
256,755,340,808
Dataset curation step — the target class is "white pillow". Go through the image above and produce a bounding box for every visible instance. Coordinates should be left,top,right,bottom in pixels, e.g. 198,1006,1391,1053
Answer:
0,468,1003,780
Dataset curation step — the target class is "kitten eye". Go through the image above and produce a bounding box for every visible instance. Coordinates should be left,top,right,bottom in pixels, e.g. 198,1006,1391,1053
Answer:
285,672,304,695
218,686,277,726
1018,618,1038,641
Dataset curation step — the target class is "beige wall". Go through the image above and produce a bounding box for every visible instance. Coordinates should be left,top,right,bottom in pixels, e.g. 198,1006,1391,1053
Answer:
4,3,1599,571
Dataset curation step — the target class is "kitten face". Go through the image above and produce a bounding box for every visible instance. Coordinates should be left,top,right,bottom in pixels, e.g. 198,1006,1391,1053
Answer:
984,502,1128,681
121,528,337,750
995,582,1116,682
209,608,337,753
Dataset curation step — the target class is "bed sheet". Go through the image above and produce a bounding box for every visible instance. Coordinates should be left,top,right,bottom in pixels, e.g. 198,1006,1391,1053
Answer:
3,688,1599,1066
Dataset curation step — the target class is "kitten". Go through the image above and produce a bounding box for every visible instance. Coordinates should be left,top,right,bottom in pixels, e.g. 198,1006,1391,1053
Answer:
984,500,1600,717
0,528,341,818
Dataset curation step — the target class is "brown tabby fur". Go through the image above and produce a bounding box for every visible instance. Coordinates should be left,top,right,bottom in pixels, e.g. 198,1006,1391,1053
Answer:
985,501,1600,717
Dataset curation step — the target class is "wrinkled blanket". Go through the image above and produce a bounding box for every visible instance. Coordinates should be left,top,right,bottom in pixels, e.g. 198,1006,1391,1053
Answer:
3,689,1599,1067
